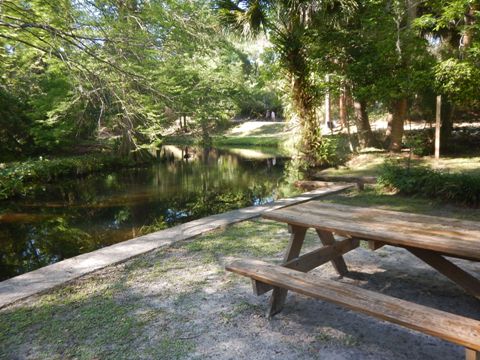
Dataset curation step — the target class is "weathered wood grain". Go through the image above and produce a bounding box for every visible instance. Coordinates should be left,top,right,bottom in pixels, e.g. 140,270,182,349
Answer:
316,230,349,276
268,225,307,317
310,175,377,190
466,348,480,360
294,180,350,191
263,202,480,261
252,237,359,295
226,259,480,351
284,237,359,272
368,240,385,251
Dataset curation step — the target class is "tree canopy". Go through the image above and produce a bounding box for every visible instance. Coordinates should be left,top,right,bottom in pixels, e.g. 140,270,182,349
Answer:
0,0,478,163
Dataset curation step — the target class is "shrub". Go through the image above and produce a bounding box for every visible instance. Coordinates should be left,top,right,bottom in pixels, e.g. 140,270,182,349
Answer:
378,161,480,207
316,135,351,168
404,130,434,156
0,154,150,200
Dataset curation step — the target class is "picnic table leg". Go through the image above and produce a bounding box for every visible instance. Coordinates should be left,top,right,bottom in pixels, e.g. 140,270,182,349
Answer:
466,348,480,360
268,225,307,318
316,229,348,276
407,247,480,300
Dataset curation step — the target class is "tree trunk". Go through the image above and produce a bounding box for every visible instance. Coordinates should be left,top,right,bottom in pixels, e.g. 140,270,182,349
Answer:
462,3,477,50
353,100,376,148
292,76,321,166
440,97,454,148
324,74,331,130
339,88,346,129
386,98,408,152
435,95,441,159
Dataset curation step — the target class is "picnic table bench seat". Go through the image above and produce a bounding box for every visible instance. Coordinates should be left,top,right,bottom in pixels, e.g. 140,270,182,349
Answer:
226,201,480,359
227,259,480,359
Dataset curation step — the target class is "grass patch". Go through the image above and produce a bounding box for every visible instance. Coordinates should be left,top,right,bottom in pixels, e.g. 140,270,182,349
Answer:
185,218,318,259
150,338,195,360
0,278,152,359
185,219,288,257
317,153,480,178
318,153,388,177
213,135,283,148
164,122,291,150
226,122,287,137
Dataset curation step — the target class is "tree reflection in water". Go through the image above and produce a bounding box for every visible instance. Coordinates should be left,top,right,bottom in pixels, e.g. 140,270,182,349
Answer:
0,147,297,280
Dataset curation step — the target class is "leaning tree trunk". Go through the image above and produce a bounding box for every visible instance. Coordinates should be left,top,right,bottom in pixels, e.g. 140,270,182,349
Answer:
353,100,376,148
386,98,408,152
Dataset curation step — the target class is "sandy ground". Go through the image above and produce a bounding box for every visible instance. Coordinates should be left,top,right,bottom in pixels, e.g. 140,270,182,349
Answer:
2,220,479,360
189,247,480,360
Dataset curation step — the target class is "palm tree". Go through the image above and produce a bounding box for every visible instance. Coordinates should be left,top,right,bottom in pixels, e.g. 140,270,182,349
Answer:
217,0,352,166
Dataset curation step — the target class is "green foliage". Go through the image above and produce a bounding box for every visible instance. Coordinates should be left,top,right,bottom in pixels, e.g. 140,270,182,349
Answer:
214,136,282,148
0,88,32,159
314,136,351,168
0,154,149,200
1,0,269,156
378,161,480,207
435,59,480,104
1,0,479,161
404,130,434,156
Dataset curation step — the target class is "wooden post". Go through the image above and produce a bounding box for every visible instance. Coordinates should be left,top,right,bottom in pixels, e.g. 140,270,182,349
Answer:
466,348,480,360
435,95,441,160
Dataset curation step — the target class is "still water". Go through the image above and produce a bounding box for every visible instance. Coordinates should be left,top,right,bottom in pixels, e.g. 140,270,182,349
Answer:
0,146,297,280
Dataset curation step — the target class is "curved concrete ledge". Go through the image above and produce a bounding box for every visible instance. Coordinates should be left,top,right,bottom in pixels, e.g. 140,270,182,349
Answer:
0,183,353,309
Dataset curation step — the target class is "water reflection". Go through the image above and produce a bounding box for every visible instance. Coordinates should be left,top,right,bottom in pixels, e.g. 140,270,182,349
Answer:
0,147,296,280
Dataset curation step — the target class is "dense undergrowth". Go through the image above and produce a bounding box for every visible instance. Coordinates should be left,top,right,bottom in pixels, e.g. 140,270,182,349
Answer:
0,154,152,200
378,161,480,207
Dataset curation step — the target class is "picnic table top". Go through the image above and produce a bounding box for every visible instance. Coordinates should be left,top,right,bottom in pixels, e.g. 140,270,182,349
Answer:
263,201,480,261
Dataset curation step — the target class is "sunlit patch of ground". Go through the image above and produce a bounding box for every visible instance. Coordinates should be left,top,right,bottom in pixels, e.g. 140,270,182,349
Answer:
423,156,480,175
318,152,480,178
226,121,289,138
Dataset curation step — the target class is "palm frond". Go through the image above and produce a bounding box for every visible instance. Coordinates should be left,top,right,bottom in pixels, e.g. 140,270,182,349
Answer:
216,0,269,37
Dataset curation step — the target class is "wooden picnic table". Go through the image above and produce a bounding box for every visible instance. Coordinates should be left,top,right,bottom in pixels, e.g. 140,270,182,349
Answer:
226,201,480,359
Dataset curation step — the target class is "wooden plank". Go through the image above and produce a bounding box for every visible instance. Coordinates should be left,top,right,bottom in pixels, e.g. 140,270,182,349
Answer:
311,174,377,184
368,240,385,251
311,175,376,190
466,348,480,360
226,259,480,351
253,237,359,295
252,279,272,296
407,248,480,300
285,237,359,272
316,230,348,276
263,202,480,261
294,180,350,191
268,225,307,317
